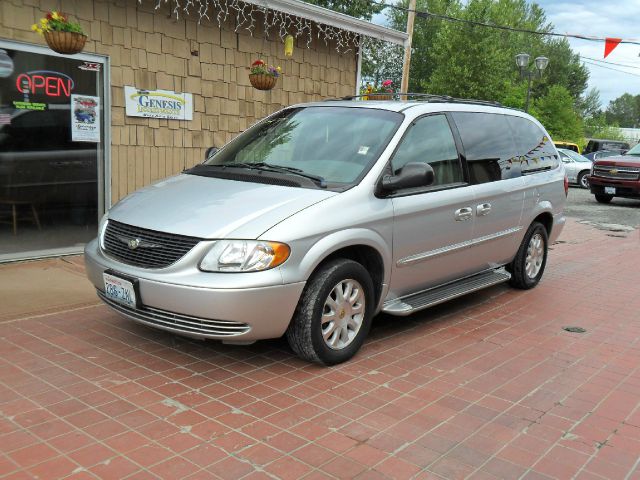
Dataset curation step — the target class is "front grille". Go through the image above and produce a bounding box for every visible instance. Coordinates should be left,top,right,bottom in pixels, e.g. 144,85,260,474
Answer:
592,165,640,181
103,220,202,268
97,290,251,337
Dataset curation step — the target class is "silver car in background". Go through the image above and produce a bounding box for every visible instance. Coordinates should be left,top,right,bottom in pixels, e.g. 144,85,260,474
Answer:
558,148,592,188
85,98,567,365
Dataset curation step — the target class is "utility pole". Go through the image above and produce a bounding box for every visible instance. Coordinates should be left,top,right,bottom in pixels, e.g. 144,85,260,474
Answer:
400,0,417,96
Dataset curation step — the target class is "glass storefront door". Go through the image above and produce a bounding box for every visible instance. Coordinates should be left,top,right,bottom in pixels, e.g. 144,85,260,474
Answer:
0,42,106,262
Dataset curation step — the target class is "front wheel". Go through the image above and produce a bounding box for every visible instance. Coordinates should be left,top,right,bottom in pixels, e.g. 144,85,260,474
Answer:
578,172,589,189
508,222,548,290
595,194,613,204
286,259,374,365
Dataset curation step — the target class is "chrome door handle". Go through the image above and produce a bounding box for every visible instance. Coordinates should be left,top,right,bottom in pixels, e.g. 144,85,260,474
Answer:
476,203,492,216
454,207,473,221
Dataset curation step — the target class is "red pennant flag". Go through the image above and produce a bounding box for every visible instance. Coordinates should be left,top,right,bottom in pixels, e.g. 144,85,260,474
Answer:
604,38,622,58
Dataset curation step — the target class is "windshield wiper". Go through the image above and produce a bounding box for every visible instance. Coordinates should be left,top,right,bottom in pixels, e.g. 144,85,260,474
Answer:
212,162,327,188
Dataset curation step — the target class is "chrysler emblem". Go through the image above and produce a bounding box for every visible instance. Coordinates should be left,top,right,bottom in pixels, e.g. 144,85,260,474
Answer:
116,235,161,250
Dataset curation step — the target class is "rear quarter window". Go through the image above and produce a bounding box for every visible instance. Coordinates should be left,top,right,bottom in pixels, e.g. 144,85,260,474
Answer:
506,116,559,175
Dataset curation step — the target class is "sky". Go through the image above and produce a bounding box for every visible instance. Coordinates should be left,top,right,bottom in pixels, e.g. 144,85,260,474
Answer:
536,0,639,107
372,0,640,108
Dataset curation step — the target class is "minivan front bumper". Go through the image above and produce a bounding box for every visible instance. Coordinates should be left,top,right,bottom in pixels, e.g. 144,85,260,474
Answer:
84,239,305,342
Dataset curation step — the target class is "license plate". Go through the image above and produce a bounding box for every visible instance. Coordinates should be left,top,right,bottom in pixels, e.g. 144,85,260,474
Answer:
604,186,616,195
103,272,137,308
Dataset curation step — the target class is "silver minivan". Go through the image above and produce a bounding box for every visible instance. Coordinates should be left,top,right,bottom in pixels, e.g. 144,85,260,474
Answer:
85,98,567,365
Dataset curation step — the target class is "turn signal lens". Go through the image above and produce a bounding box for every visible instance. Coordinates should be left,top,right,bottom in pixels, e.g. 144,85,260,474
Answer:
200,240,290,272
564,174,569,196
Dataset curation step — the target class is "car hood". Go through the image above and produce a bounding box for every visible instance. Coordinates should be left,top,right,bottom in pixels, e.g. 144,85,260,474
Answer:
594,155,640,168
108,174,336,239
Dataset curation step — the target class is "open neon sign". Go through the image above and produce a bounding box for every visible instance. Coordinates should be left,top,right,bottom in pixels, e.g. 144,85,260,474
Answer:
15,70,75,97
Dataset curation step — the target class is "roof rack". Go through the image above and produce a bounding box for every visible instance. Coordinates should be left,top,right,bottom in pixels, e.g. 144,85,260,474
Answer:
330,92,503,107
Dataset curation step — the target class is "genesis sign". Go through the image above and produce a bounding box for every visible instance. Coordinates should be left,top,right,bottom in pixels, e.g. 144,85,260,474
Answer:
124,86,193,120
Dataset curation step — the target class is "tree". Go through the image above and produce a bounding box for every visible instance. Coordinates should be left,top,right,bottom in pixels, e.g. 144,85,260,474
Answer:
585,113,626,141
360,38,403,89
577,87,602,120
301,0,384,20
605,93,640,128
387,0,458,92
530,85,583,142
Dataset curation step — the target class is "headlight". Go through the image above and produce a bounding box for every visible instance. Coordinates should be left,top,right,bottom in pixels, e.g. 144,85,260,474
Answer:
200,240,290,272
98,214,109,250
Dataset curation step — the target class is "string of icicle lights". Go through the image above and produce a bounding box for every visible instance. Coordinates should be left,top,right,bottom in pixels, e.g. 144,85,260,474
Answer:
143,0,365,53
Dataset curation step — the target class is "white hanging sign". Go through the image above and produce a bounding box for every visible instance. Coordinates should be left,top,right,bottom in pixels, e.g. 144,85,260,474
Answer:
71,94,101,143
124,86,193,120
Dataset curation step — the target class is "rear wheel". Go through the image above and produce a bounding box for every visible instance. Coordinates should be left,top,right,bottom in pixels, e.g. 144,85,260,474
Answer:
509,222,548,290
286,259,374,365
578,171,589,189
595,194,613,204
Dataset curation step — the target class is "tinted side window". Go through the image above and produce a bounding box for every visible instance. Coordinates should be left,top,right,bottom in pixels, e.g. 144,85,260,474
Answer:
391,114,463,188
451,112,517,184
507,116,559,175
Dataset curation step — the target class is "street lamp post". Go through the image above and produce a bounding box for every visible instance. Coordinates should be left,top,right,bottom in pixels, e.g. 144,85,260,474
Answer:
515,53,549,113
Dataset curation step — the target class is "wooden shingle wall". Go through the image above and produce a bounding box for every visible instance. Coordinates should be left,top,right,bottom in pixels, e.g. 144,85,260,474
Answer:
1,0,357,203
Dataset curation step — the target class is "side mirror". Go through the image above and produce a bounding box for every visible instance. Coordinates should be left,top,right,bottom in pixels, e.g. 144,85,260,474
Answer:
204,146,218,161
381,162,435,193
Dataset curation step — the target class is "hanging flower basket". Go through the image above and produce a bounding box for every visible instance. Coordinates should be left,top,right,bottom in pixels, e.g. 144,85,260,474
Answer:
249,60,280,91
249,73,277,91
44,30,87,55
32,11,86,55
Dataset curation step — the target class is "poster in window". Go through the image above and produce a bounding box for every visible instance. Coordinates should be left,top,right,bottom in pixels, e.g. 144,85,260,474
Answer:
71,94,100,142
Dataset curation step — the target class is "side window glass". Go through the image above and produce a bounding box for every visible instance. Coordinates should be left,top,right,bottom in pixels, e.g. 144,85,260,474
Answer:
451,112,517,184
507,116,559,175
391,115,462,187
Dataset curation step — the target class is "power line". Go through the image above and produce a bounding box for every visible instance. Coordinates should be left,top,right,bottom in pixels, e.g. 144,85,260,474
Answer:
580,56,640,71
367,0,640,46
581,59,640,78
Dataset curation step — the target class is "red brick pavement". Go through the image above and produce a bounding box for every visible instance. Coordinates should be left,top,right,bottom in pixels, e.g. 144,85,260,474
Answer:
1,219,639,479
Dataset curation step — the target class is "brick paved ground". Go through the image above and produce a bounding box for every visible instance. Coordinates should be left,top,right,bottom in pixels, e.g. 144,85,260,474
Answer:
1,219,639,479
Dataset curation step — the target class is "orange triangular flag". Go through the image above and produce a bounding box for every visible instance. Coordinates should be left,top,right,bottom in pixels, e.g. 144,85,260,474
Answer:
604,38,622,58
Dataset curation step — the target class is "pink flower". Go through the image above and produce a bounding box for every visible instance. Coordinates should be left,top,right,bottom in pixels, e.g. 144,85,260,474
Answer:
382,80,392,87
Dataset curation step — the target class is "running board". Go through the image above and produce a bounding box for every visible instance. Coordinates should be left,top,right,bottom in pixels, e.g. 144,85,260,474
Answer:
382,268,511,316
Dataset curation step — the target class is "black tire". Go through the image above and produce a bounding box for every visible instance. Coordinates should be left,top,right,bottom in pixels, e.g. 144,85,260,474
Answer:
595,194,613,204
578,171,589,189
286,259,374,366
508,222,548,290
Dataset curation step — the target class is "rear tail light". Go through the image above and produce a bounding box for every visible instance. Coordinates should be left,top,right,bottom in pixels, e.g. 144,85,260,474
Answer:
564,174,569,196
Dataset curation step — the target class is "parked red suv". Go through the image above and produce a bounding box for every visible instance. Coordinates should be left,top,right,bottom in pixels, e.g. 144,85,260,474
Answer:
588,143,640,203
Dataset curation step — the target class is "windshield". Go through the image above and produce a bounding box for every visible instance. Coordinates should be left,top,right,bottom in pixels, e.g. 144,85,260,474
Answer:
559,149,590,162
203,106,403,187
626,143,640,156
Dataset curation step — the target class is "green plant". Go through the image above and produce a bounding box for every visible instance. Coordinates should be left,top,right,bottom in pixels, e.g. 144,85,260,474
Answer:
32,11,84,35
250,59,281,77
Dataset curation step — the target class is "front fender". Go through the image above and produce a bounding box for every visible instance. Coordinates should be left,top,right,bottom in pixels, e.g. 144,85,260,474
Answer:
280,228,392,311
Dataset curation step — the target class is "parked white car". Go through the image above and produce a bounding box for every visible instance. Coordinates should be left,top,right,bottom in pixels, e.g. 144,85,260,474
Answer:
558,148,592,188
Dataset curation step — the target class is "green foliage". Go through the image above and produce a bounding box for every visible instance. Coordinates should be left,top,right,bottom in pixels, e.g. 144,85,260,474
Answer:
530,85,583,143
301,0,383,20
577,87,602,120
585,113,626,141
361,39,403,88
387,0,458,92
605,93,640,128
417,0,589,105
